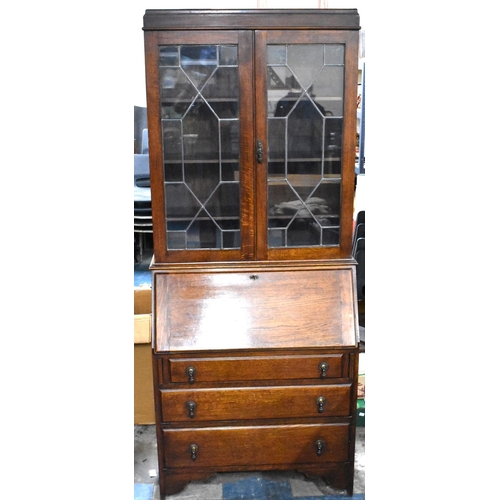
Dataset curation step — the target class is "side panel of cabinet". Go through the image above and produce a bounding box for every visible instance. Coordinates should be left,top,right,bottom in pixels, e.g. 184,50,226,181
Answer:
144,30,256,263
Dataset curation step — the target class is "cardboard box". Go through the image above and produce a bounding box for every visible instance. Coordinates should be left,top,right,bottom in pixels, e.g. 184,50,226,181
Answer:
134,286,155,424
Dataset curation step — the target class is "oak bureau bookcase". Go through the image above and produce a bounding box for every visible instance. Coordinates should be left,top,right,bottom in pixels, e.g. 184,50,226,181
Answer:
142,9,361,497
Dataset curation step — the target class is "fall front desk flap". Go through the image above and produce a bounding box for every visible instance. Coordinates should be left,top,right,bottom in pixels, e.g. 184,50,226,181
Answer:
154,268,358,353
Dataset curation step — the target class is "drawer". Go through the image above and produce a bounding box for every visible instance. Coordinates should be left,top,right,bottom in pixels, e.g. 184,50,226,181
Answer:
160,384,351,422
168,354,346,384
162,423,349,468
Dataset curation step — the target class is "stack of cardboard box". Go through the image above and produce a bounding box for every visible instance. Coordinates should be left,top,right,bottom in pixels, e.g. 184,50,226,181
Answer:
134,286,155,424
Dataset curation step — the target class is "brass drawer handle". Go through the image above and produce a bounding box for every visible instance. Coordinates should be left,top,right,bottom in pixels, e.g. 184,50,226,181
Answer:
190,443,198,461
186,400,197,418
318,361,329,378
315,439,325,456
186,366,196,384
316,396,326,413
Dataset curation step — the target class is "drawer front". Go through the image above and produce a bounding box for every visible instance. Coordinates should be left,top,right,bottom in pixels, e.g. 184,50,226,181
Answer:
160,384,351,422
162,423,349,468
168,354,345,384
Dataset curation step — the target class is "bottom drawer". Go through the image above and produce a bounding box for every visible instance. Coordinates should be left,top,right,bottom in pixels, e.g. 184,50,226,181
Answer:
162,423,349,468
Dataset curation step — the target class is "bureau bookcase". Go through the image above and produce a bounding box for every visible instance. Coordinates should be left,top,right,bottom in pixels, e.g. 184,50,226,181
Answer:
143,9,361,497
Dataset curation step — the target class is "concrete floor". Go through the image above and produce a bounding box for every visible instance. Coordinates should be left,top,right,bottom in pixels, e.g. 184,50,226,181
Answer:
134,425,365,499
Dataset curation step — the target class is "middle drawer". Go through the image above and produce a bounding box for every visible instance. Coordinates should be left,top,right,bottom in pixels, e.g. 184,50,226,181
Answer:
160,384,351,422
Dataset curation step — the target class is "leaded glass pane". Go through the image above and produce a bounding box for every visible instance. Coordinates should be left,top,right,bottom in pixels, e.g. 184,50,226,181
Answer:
268,118,286,176
205,184,240,218
159,46,179,66
220,121,239,161
325,45,344,65
267,43,344,248
219,45,238,66
162,120,182,163
165,184,200,220
202,67,239,118
160,69,195,118
312,66,344,116
159,44,241,250
267,45,286,65
287,44,324,91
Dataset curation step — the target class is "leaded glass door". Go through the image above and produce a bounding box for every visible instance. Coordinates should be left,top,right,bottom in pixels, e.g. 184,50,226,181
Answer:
255,31,358,260
145,31,255,263
145,28,358,263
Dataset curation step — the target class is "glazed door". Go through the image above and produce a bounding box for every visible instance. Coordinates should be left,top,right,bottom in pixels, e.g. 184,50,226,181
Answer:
145,31,256,263
145,28,358,263
255,30,359,260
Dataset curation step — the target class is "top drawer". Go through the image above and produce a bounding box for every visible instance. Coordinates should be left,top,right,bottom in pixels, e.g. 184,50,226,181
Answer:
167,353,346,384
